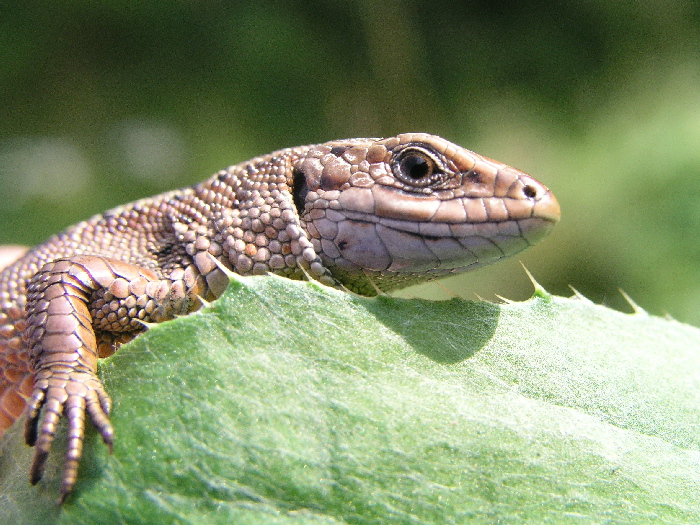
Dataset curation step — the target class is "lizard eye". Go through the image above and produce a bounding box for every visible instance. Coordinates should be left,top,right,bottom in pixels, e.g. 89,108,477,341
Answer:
392,147,444,187
402,153,433,179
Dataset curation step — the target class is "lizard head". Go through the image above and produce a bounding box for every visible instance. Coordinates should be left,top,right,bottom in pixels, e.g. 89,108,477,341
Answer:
290,133,560,295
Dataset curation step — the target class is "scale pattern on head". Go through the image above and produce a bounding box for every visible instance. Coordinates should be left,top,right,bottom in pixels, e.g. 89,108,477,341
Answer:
284,133,560,295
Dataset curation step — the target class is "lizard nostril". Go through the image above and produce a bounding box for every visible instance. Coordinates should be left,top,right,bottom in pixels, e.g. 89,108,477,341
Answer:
523,185,538,199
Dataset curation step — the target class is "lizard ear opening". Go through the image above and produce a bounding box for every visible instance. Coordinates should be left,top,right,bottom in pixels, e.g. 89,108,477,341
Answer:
292,168,308,217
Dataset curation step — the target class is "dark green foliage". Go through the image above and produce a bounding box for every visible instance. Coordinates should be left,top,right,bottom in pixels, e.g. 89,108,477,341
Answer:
2,2,700,322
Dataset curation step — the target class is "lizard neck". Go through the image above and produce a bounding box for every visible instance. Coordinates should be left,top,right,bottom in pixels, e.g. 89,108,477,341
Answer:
191,158,336,287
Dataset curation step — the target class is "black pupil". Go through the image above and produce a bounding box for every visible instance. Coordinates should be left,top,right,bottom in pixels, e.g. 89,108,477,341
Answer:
400,154,432,179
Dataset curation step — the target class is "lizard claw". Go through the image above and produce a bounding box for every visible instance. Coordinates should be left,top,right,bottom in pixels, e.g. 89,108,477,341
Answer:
24,369,114,501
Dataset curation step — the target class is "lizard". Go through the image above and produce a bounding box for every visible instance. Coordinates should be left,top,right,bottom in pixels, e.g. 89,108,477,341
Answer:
0,132,560,502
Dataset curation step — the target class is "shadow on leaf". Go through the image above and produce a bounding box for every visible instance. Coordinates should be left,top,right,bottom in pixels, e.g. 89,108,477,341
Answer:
357,295,500,364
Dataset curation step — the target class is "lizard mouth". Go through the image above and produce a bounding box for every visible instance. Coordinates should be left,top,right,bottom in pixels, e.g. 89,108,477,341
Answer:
319,182,560,275
318,213,557,275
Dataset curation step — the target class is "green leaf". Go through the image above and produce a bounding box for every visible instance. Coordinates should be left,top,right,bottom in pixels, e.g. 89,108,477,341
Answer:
2,275,699,524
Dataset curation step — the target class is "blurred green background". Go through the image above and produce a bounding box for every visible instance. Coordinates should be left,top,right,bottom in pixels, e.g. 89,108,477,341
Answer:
1,1,699,324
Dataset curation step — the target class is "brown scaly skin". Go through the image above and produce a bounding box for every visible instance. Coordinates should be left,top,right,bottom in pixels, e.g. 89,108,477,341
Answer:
0,133,560,502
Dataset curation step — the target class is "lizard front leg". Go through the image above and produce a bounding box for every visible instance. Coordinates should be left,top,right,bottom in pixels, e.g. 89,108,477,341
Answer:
22,254,202,502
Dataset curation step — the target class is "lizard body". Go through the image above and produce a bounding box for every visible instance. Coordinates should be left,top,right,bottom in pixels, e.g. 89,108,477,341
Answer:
0,133,559,501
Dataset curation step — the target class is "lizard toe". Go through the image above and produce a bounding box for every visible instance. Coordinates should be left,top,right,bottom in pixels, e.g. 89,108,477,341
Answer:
23,383,47,447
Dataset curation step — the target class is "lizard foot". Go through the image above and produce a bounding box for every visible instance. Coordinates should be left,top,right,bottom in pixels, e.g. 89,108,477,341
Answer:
24,368,113,502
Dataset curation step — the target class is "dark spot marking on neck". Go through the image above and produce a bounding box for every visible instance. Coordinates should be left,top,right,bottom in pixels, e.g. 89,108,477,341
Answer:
292,168,309,216
330,146,349,157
